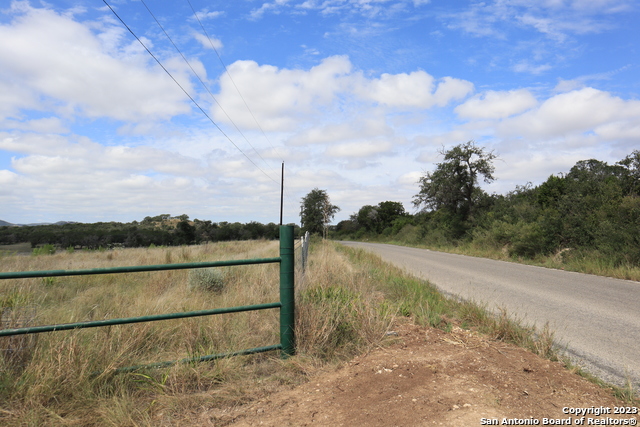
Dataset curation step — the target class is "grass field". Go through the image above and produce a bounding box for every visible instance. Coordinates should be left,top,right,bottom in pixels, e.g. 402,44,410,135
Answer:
0,243,32,255
0,239,630,425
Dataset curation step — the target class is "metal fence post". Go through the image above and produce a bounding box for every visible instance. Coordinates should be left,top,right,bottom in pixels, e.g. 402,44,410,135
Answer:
279,225,295,357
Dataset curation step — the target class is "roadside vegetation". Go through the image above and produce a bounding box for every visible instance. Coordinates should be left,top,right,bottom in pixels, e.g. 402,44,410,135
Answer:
332,145,640,282
5,237,618,426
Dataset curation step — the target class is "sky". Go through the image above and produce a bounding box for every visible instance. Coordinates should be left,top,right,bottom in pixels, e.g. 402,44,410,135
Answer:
1,0,639,226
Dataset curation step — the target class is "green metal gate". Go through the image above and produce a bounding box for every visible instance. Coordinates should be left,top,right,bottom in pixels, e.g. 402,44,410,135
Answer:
0,225,295,373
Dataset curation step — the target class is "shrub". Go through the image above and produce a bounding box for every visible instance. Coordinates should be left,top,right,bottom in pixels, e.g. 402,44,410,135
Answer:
187,268,226,293
32,244,56,256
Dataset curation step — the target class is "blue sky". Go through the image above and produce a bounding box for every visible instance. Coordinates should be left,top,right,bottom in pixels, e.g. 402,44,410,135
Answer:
1,0,639,225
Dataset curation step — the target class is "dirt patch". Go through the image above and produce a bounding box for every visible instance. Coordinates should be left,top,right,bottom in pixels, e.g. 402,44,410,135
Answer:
199,323,636,426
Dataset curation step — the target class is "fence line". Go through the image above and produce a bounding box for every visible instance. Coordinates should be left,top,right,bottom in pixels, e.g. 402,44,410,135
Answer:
300,231,310,273
0,225,295,373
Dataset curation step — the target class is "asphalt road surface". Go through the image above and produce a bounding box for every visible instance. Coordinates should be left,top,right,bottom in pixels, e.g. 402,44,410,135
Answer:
339,241,640,390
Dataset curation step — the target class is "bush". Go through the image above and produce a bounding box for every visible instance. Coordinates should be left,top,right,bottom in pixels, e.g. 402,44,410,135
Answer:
394,224,420,244
509,222,548,258
187,268,226,292
32,244,56,256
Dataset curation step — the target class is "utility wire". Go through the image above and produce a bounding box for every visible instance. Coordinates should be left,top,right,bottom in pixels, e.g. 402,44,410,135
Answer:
139,0,278,184
102,0,275,184
136,0,299,221
186,0,301,219
187,0,285,163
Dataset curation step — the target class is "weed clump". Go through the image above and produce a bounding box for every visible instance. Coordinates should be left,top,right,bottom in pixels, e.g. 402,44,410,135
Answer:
32,244,55,256
299,286,364,358
187,268,226,293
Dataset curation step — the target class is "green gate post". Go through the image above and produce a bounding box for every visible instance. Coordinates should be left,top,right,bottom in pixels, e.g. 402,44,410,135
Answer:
279,225,295,357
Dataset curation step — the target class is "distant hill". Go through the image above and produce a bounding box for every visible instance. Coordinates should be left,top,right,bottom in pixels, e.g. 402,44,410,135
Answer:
0,220,77,227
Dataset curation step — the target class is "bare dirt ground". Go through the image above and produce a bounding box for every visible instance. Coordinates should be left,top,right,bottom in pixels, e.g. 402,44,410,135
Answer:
200,322,637,427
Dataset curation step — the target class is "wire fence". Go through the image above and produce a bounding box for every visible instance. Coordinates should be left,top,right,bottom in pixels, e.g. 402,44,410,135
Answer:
300,231,310,274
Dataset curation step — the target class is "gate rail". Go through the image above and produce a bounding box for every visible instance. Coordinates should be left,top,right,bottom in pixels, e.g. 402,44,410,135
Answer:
0,225,295,372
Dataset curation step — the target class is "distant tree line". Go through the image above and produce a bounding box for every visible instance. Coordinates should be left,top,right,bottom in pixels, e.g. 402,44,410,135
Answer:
333,143,640,267
0,214,298,249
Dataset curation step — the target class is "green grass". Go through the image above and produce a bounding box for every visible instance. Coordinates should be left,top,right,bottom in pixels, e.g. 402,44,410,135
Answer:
333,243,557,358
0,242,32,256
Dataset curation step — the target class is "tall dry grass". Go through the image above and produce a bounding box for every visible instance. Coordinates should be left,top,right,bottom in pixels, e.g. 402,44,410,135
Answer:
0,241,286,426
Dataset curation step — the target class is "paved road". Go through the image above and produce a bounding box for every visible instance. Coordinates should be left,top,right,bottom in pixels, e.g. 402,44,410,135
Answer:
339,241,640,389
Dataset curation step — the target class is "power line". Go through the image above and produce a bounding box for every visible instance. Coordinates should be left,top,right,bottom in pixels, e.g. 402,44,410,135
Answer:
186,0,285,163
105,0,300,221
102,0,276,184
185,1,301,217
139,0,279,184
141,1,303,225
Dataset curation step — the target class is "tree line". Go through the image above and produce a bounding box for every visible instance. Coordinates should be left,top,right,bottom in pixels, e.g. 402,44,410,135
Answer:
0,214,298,249
329,143,640,267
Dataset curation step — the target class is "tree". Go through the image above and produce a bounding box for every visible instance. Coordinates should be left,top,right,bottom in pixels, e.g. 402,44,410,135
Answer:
377,201,406,232
355,201,406,233
413,141,497,236
617,149,640,196
356,205,379,233
300,188,340,237
175,219,196,245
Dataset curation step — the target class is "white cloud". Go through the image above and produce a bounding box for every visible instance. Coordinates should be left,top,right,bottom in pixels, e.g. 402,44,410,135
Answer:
553,79,585,93
0,80,37,119
3,117,69,133
553,65,632,93
2,132,204,178
495,150,593,184
396,171,422,186
193,32,223,50
265,0,432,18
497,87,640,139
213,56,352,131
190,8,224,21
512,61,552,74
0,3,194,124
355,71,473,108
444,0,628,40
0,170,19,187
518,14,567,41
325,140,393,158
570,0,632,13
287,119,392,146
213,56,474,154
250,0,292,19
455,89,538,119
595,121,640,141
